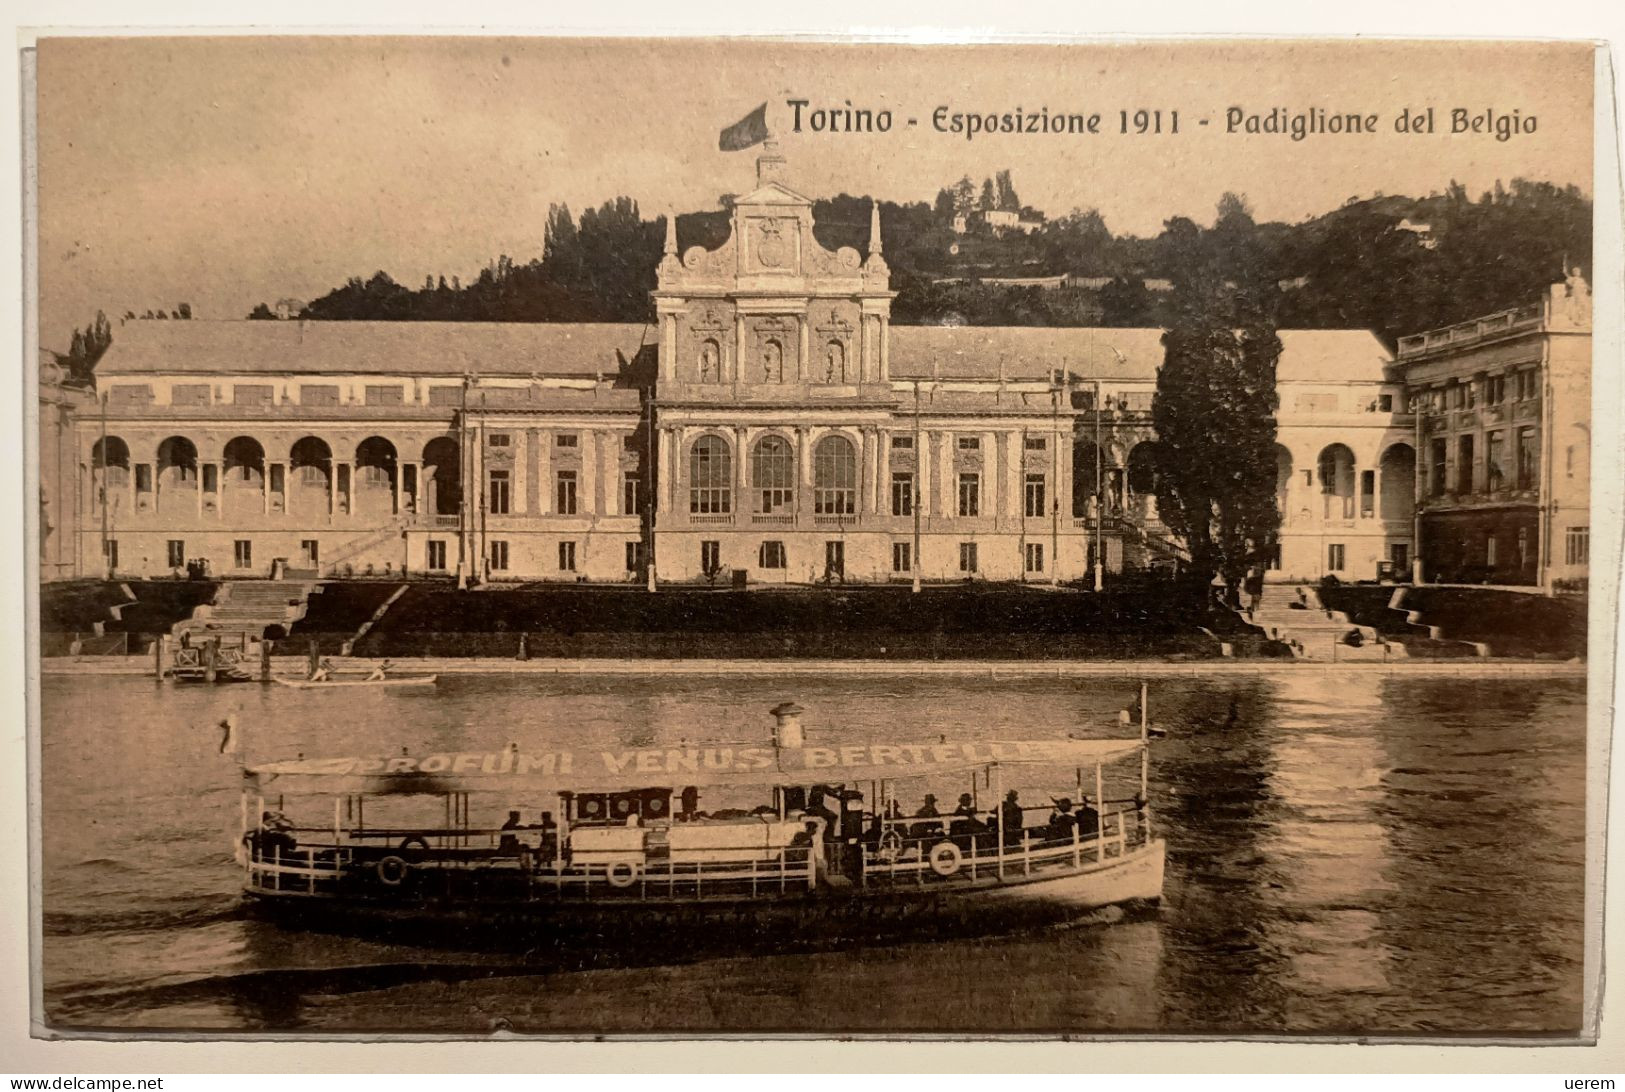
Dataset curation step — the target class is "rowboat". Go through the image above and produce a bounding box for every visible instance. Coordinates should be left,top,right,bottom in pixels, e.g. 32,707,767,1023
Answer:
274,675,438,689
233,696,1165,948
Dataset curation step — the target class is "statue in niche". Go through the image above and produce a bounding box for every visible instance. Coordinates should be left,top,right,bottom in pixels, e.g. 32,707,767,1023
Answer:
699,340,719,382
824,340,847,383
762,339,783,383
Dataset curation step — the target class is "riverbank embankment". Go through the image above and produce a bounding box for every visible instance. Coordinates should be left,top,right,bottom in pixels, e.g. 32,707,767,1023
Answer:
38,655,1588,678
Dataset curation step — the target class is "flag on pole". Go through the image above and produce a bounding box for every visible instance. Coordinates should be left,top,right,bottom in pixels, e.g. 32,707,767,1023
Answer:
720,103,770,152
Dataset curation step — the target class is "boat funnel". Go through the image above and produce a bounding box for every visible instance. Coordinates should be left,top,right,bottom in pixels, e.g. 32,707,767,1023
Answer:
770,702,805,749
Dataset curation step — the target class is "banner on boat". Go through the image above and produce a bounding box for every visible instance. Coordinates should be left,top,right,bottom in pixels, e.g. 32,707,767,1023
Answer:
245,738,1145,795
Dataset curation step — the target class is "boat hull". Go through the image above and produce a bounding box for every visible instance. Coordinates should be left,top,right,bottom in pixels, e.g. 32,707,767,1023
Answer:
244,839,1165,950
274,675,438,689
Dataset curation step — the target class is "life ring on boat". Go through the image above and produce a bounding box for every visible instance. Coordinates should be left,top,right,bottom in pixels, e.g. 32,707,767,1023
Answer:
605,862,640,889
376,855,411,886
397,835,430,858
877,827,904,863
929,841,963,878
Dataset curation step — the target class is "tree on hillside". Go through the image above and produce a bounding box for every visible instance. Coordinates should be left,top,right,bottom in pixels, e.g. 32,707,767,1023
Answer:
952,175,976,214
978,177,996,212
933,187,957,223
1042,207,1113,275
1100,276,1154,326
1152,208,1283,598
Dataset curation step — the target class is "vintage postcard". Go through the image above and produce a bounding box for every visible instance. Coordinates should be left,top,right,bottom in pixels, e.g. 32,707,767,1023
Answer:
24,34,1606,1041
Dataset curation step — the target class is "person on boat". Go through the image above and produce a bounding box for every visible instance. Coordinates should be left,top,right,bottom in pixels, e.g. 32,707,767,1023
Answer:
1001,790,1025,846
678,786,701,821
1047,798,1079,841
949,792,987,847
499,810,523,854
806,787,840,839
910,793,942,840
256,810,297,860
309,658,334,682
365,660,393,681
1075,796,1102,841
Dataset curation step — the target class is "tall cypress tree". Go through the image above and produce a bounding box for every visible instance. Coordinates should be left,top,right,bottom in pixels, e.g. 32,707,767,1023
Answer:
1151,201,1282,598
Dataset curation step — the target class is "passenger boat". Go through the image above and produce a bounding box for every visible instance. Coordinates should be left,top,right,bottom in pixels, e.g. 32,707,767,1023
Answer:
233,699,1165,946
274,674,439,690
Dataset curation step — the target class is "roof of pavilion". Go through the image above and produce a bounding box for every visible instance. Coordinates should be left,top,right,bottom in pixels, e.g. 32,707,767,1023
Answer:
91,319,1392,387
92,320,655,379
887,326,1393,385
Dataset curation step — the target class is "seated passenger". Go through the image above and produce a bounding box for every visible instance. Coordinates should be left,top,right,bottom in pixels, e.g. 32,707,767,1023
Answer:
1047,798,1079,841
949,793,986,845
257,810,297,859
365,659,393,681
910,793,943,840
499,809,523,854
1075,796,1102,841
309,658,333,682
806,788,840,838
1001,790,1025,846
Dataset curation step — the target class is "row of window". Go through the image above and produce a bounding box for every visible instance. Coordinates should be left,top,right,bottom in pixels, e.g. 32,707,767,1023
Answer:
442,538,1042,575
1321,528,1590,575
1418,369,1542,414
1426,428,1541,497
107,383,609,409
104,538,283,571
111,536,1052,577
481,470,642,515
688,463,1054,519
107,529,1592,578
734,539,1043,575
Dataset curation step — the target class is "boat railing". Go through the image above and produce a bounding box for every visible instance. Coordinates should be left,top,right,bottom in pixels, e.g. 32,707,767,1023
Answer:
860,801,1147,886
240,818,824,900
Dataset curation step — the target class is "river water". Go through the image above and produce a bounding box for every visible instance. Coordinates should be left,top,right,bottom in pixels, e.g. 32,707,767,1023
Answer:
38,671,1586,1036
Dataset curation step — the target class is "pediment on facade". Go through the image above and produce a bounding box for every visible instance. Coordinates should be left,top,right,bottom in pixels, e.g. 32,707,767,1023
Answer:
732,180,814,208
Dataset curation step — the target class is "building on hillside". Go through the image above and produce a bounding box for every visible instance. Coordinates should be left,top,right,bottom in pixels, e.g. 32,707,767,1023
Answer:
1396,271,1592,588
952,209,1044,236
71,147,1426,587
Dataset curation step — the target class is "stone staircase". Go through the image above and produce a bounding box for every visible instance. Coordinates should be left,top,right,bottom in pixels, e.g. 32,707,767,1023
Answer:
1119,519,1189,572
174,580,315,641
1246,584,1401,662
320,518,408,577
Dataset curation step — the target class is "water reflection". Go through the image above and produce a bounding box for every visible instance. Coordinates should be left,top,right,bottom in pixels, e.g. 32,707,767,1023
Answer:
1260,674,1395,1029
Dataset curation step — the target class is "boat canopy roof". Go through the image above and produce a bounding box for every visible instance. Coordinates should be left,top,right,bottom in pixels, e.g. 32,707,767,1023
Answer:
243,738,1146,797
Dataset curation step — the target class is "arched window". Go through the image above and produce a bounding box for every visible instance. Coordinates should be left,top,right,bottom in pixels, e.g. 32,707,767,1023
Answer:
751,435,794,514
689,435,732,514
814,435,857,515
157,436,199,483
1126,442,1161,495
223,436,265,484
1317,444,1356,519
92,437,131,489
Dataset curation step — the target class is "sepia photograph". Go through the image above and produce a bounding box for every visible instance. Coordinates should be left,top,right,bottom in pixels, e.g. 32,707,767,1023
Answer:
24,34,1602,1040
